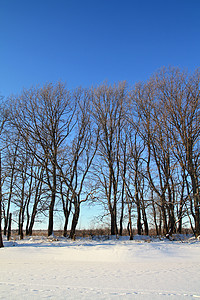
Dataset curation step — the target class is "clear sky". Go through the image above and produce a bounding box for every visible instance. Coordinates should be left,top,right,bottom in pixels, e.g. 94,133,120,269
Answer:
1,0,200,98
1,0,200,229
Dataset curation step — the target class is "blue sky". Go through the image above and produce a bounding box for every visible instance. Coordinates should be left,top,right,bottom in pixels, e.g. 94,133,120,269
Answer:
1,0,200,229
1,0,200,98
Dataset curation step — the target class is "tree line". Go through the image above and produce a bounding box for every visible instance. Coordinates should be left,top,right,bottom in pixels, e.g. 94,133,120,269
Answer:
0,67,199,247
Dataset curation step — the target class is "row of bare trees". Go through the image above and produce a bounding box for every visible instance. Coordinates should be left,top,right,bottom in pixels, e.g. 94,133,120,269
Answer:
0,67,199,247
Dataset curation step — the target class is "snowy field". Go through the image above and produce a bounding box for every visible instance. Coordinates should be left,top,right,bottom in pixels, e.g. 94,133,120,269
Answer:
0,235,200,299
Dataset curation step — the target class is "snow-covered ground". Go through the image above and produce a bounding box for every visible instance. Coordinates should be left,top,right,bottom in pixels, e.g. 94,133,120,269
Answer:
0,235,200,299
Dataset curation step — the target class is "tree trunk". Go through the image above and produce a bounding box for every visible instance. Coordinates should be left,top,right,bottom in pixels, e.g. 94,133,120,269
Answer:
119,150,126,236
142,206,149,236
136,203,142,235
7,213,12,241
0,153,3,248
27,201,38,236
27,169,43,236
26,213,30,236
3,214,7,236
110,212,115,235
159,209,162,235
18,206,25,240
110,207,118,236
119,186,124,236
20,223,23,240
168,207,175,235
4,155,16,236
191,174,200,237
48,197,55,236
194,196,200,237
48,164,56,236
152,197,159,235
0,228,3,248
161,196,168,235
63,208,71,237
63,197,72,237
177,178,185,234
70,202,80,239
128,207,133,240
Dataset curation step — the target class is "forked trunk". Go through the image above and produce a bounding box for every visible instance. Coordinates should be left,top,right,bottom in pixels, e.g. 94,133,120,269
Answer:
70,204,80,239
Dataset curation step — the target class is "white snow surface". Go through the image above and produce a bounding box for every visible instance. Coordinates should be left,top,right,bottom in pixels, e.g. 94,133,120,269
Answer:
0,234,200,299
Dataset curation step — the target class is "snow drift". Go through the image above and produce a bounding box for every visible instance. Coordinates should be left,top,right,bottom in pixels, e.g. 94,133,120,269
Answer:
0,235,200,299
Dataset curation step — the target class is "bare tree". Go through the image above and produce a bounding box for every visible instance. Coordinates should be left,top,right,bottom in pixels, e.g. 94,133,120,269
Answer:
128,131,147,235
2,68,199,239
3,134,19,236
57,88,98,238
155,67,200,236
11,82,75,236
0,98,8,248
26,164,45,236
129,67,200,236
131,77,179,235
91,82,127,235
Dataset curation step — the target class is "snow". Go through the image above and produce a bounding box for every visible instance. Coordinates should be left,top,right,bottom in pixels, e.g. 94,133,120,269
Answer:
1,235,200,299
